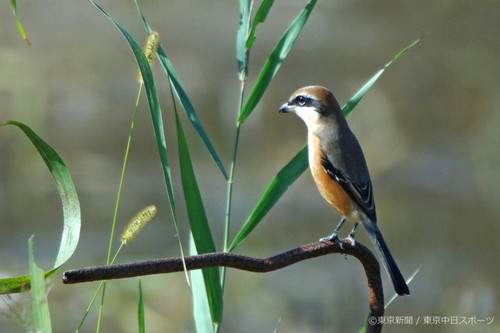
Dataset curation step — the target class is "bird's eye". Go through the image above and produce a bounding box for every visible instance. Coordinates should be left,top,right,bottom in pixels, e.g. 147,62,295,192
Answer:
296,95,308,106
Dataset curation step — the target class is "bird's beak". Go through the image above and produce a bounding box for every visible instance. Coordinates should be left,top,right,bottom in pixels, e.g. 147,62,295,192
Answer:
279,103,292,113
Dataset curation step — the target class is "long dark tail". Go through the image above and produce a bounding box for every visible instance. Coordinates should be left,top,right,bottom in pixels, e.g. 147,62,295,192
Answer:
361,220,410,296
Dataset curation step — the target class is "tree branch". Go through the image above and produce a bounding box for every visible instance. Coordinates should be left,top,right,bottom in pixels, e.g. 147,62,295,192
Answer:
62,239,384,332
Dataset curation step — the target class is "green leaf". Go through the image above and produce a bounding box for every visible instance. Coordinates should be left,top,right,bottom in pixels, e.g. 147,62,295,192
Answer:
133,0,228,180
29,237,52,333
10,0,30,45
176,112,223,324
190,236,215,333
138,278,145,333
237,0,251,78
237,0,318,123
160,50,228,180
88,0,179,228
245,0,275,50
230,38,421,249
229,145,308,251
0,121,80,293
343,37,422,118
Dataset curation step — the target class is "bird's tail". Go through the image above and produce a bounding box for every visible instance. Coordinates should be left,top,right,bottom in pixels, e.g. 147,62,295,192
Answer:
361,220,410,296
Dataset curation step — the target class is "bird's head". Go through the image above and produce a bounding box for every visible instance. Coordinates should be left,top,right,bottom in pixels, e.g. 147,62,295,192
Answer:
279,86,343,130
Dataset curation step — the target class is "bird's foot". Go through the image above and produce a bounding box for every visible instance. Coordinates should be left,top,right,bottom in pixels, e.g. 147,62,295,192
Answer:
320,233,345,249
345,223,358,246
320,217,347,248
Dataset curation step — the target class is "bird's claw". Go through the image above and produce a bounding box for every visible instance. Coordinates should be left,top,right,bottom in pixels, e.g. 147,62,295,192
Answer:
319,234,345,249
345,223,358,246
345,233,356,247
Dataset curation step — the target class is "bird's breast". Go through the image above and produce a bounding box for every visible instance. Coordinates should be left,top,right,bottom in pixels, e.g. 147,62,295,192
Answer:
308,134,361,222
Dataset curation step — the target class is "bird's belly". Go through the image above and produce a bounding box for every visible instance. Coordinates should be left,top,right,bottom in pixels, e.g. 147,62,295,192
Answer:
311,166,361,222
308,138,362,223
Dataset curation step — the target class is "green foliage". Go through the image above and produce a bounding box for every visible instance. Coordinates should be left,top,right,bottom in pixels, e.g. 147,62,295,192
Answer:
10,0,30,44
237,0,251,78
133,0,228,180
29,237,52,333
0,121,81,294
245,0,275,50
238,0,318,123
138,278,145,333
343,37,422,118
176,111,223,324
190,236,217,333
230,145,308,251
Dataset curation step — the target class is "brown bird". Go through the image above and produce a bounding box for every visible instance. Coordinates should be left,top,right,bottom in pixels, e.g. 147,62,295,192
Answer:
279,86,409,296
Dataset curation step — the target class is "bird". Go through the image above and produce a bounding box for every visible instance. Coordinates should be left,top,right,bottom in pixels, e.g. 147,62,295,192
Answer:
279,86,410,296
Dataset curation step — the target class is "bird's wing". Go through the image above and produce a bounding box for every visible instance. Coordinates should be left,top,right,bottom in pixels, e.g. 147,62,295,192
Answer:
321,154,377,222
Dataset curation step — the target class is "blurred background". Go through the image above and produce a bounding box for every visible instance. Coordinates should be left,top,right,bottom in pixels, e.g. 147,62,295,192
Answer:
1,0,499,332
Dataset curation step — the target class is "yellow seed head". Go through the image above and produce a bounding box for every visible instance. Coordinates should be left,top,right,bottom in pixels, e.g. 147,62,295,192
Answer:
137,31,160,83
121,205,157,244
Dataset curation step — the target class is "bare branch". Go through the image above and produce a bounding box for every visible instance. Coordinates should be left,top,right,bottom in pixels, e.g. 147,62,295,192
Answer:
62,239,384,332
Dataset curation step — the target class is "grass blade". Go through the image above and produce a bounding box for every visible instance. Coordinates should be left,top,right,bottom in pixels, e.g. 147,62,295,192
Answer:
91,1,195,287
245,0,275,50
237,0,318,123
138,278,145,333
10,0,30,45
359,267,420,333
343,37,422,117
176,112,223,324
160,48,229,180
230,39,421,249
84,5,188,329
88,0,180,232
237,0,251,78
385,266,420,308
190,236,215,333
29,237,52,333
133,0,228,180
229,145,308,250
0,121,81,293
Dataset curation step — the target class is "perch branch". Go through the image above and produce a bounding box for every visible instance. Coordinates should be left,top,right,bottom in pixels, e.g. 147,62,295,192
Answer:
63,239,384,332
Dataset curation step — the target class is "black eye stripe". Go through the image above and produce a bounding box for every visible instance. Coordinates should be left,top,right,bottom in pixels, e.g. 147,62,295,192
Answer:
294,95,310,106
290,95,328,115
